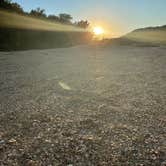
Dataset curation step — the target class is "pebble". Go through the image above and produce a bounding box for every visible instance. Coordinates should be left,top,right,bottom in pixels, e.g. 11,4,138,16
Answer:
8,138,17,144
0,140,5,144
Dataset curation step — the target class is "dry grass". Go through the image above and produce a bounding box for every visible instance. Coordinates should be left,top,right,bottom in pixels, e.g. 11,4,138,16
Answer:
0,10,85,32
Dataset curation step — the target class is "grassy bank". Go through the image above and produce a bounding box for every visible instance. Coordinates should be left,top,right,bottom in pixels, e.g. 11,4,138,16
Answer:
124,26,166,46
0,10,92,50
102,25,166,47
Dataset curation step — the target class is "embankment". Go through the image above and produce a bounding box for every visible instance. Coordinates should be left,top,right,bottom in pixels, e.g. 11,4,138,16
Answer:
0,10,92,50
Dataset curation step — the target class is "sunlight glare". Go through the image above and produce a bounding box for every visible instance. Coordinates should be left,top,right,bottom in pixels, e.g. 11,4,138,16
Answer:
93,26,104,35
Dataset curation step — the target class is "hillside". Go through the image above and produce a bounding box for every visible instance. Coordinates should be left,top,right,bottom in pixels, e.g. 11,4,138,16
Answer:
124,25,166,45
0,10,85,32
103,25,166,47
0,10,92,50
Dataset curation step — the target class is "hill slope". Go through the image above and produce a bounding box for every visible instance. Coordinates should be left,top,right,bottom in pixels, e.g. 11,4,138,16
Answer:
103,25,166,47
0,10,92,50
0,10,85,32
124,25,166,45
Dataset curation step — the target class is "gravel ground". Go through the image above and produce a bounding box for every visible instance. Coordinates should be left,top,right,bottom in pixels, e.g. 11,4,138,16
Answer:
0,45,166,166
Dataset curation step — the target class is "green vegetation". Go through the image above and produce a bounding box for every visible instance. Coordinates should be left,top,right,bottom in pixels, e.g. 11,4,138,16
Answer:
0,11,92,50
0,0,90,29
0,10,85,32
0,0,92,50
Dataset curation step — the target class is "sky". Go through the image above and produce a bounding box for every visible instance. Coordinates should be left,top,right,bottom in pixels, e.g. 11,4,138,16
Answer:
13,0,166,37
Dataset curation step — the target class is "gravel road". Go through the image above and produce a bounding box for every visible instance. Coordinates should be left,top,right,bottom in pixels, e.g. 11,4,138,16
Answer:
0,45,166,165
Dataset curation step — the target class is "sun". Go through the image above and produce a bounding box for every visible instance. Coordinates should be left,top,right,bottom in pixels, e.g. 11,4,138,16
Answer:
93,26,104,35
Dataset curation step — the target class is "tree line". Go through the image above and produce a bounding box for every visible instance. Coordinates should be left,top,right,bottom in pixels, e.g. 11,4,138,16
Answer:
0,0,90,29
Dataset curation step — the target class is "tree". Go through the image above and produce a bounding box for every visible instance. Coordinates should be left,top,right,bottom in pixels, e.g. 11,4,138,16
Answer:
75,20,89,29
59,13,72,24
0,0,23,14
48,15,60,22
4,0,12,3
0,0,11,8
0,0,91,28
30,8,46,18
10,2,24,13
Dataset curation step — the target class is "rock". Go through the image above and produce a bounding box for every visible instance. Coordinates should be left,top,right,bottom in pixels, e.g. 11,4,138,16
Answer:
82,135,94,140
161,161,166,166
8,138,17,144
45,139,52,143
0,140,5,144
26,160,38,166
